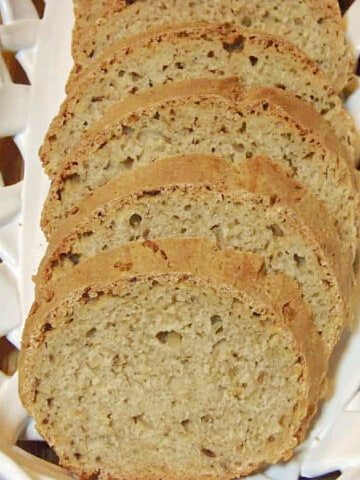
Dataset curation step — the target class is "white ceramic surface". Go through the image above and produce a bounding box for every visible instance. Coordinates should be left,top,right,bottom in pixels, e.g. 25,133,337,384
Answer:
0,1,359,479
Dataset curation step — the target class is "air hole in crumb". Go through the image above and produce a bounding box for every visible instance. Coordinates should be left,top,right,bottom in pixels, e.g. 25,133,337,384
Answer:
249,55,258,66
210,225,223,248
156,330,182,346
239,121,247,133
69,253,81,265
294,254,306,267
202,448,216,457
269,194,278,206
269,224,284,237
233,143,244,152
123,156,134,169
66,173,80,184
131,72,141,81
156,331,168,344
112,354,120,366
210,314,221,326
241,16,252,27
142,228,150,240
201,414,213,423
90,95,104,103
222,35,244,53
129,213,142,227
353,250,359,276
132,414,144,424
86,327,97,338
122,125,134,135
167,331,182,347
228,366,238,382
278,415,285,426
210,315,223,334
181,419,190,429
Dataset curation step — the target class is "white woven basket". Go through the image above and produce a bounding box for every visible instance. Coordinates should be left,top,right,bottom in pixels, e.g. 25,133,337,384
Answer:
0,1,359,478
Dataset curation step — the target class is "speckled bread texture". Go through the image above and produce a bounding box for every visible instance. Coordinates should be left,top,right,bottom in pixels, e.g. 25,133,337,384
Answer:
37,154,353,356
72,0,123,32
40,23,359,178
41,78,360,263
70,0,354,92
73,0,109,29
19,238,327,480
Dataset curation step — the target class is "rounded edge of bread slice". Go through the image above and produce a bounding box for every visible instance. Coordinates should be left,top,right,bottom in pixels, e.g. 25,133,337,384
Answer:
40,78,360,263
40,23,359,177
36,154,353,357
19,237,327,479
69,0,354,92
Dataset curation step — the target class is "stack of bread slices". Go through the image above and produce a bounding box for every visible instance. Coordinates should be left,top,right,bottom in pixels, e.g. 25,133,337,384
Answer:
18,1,360,479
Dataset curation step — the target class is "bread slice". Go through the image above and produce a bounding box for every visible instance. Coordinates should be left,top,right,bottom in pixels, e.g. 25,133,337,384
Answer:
19,238,327,479
37,154,352,355
41,23,359,178
70,0,354,92
41,78,360,262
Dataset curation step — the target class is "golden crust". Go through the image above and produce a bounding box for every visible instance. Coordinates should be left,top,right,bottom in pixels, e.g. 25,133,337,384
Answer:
38,154,352,312
19,2,358,478
35,154,353,360
20,238,327,420
41,78,359,261
40,23,359,177
82,78,341,157
69,1,353,92
19,240,326,480
68,21,327,91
